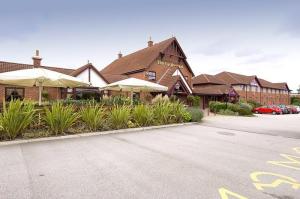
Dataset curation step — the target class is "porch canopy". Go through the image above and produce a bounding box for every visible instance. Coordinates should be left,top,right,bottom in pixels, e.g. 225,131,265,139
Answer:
101,77,168,103
0,68,89,105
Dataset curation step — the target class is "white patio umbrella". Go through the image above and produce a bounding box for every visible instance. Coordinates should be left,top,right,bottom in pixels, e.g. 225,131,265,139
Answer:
101,77,168,104
0,68,90,105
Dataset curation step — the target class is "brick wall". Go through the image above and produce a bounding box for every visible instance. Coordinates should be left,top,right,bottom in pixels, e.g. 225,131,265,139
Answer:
0,85,62,103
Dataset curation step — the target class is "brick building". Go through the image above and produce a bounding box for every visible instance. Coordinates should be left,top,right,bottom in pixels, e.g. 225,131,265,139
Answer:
100,37,194,100
0,51,108,103
192,71,291,108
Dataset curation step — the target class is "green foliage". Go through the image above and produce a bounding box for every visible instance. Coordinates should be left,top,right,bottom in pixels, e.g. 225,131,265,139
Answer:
187,95,194,105
187,107,203,122
108,106,131,129
209,101,227,113
181,111,192,122
169,95,178,102
192,96,201,107
153,100,173,125
44,102,79,135
0,100,36,139
247,100,262,109
209,101,253,116
80,103,105,131
132,104,154,127
219,109,238,116
291,97,300,106
169,101,187,123
42,90,49,101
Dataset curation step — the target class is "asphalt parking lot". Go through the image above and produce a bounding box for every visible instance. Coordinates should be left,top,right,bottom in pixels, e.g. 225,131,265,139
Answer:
0,114,299,199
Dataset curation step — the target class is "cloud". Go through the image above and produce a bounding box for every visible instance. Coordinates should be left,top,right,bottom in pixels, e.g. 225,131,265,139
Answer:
240,53,285,65
235,48,263,57
193,39,237,56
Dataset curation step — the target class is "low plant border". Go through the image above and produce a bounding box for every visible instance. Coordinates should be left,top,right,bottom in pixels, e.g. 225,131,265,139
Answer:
0,122,198,147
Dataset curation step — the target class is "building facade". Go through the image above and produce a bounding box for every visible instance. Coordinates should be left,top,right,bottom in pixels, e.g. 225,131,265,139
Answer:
192,71,291,108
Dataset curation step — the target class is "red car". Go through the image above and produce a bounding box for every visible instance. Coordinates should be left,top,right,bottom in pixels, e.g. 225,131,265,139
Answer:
253,105,282,115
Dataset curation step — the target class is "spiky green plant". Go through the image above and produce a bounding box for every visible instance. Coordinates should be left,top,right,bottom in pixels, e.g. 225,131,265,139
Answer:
132,104,153,127
44,102,79,135
153,100,174,125
81,103,105,131
108,105,131,129
0,100,36,140
170,101,187,123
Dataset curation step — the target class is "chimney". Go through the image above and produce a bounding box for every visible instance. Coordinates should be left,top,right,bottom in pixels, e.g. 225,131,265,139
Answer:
118,51,123,59
148,36,153,47
32,50,42,67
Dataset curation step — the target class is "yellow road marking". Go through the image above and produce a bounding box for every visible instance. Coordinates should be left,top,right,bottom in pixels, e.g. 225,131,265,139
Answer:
293,147,300,154
218,188,248,199
250,171,300,191
267,154,300,170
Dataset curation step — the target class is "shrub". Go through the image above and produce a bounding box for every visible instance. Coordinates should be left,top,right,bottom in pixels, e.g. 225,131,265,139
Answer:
170,101,187,123
187,107,203,122
80,103,105,131
153,100,173,125
237,103,253,116
181,111,192,122
219,109,237,116
169,95,178,102
108,106,131,129
192,96,201,107
132,104,153,127
0,100,36,140
226,103,240,112
152,94,169,104
187,95,194,106
209,101,227,113
247,100,262,109
44,102,79,135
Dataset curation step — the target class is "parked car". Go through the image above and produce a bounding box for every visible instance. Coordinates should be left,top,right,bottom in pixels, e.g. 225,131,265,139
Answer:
253,105,282,115
287,106,299,114
278,104,290,114
295,106,300,113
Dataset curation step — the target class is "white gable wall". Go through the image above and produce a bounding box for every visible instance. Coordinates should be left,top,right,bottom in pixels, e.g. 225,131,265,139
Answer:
172,69,193,93
75,68,107,88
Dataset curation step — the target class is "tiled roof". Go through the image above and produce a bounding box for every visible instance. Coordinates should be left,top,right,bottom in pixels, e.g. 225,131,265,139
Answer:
192,74,225,85
100,37,194,77
0,61,75,75
101,37,175,75
193,84,233,95
258,78,290,90
215,71,256,85
101,74,129,84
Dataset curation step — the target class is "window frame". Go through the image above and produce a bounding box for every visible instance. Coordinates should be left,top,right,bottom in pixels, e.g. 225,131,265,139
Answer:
5,87,25,101
147,71,156,81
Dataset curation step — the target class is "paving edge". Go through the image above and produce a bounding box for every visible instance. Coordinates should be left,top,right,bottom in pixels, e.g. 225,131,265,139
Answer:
0,122,199,147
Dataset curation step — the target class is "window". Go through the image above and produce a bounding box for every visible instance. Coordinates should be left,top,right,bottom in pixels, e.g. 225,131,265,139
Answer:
5,87,24,101
147,71,156,80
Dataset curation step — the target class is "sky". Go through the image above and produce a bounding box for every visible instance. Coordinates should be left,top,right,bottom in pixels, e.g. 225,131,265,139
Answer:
1,0,300,91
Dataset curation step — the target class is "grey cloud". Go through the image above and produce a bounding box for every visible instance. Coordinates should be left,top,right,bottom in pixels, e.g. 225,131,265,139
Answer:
240,54,285,65
193,39,237,56
235,48,263,57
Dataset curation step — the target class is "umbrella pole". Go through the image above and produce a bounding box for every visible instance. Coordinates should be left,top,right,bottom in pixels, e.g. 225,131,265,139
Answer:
38,84,43,106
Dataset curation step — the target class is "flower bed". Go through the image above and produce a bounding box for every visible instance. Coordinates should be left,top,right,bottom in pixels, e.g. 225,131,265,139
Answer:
0,98,203,141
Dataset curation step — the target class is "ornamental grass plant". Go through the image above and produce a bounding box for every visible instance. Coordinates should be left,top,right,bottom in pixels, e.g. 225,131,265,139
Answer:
0,100,36,140
132,104,154,127
80,103,105,131
44,102,79,135
108,105,131,129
